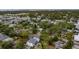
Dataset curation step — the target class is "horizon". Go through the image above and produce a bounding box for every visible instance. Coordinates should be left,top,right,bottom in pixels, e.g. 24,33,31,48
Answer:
0,9,79,11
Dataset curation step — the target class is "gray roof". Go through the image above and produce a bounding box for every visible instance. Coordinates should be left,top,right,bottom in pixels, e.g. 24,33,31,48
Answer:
28,36,40,45
0,33,9,40
55,40,67,49
74,34,79,41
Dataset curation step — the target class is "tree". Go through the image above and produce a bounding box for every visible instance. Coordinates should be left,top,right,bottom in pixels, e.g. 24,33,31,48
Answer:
1,41,14,49
63,32,74,49
66,23,75,30
15,38,25,49
66,32,73,40
52,35,59,42
40,31,50,42
41,41,48,49
40,31,50,48
32,24,38,34
19,31,29,39
63,40,73,49
39,21,49,29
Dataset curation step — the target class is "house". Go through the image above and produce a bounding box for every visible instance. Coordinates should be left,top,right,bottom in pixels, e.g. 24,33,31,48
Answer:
26,35,40,48
73,34,79,49
76,24,79,30
54,39,68,49
0,33,13,42
74,34,79,42
0,19,2,23
55,41,64,49
75,20,79,30
74,30,79,33
9,24,16,27
26,16,30,20
69,17,75,23
37,16,41,21
38,28,43,32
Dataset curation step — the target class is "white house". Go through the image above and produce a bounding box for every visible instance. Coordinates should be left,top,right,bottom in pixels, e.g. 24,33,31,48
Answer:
74,34,79,41
26,35,40,48
73,34,79,49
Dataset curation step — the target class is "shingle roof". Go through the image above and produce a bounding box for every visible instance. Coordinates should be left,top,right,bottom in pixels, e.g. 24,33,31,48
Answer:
28,37,40,45
0,33,9,40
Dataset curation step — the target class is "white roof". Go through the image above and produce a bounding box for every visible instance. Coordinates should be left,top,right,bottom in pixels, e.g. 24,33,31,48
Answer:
73,45,79,49
3,38,13,41
74,34,79,41
76,24,79,29
26,42,34,47
26,36,40,47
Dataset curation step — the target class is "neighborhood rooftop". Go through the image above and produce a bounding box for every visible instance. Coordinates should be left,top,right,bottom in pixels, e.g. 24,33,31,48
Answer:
0,33,9,40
